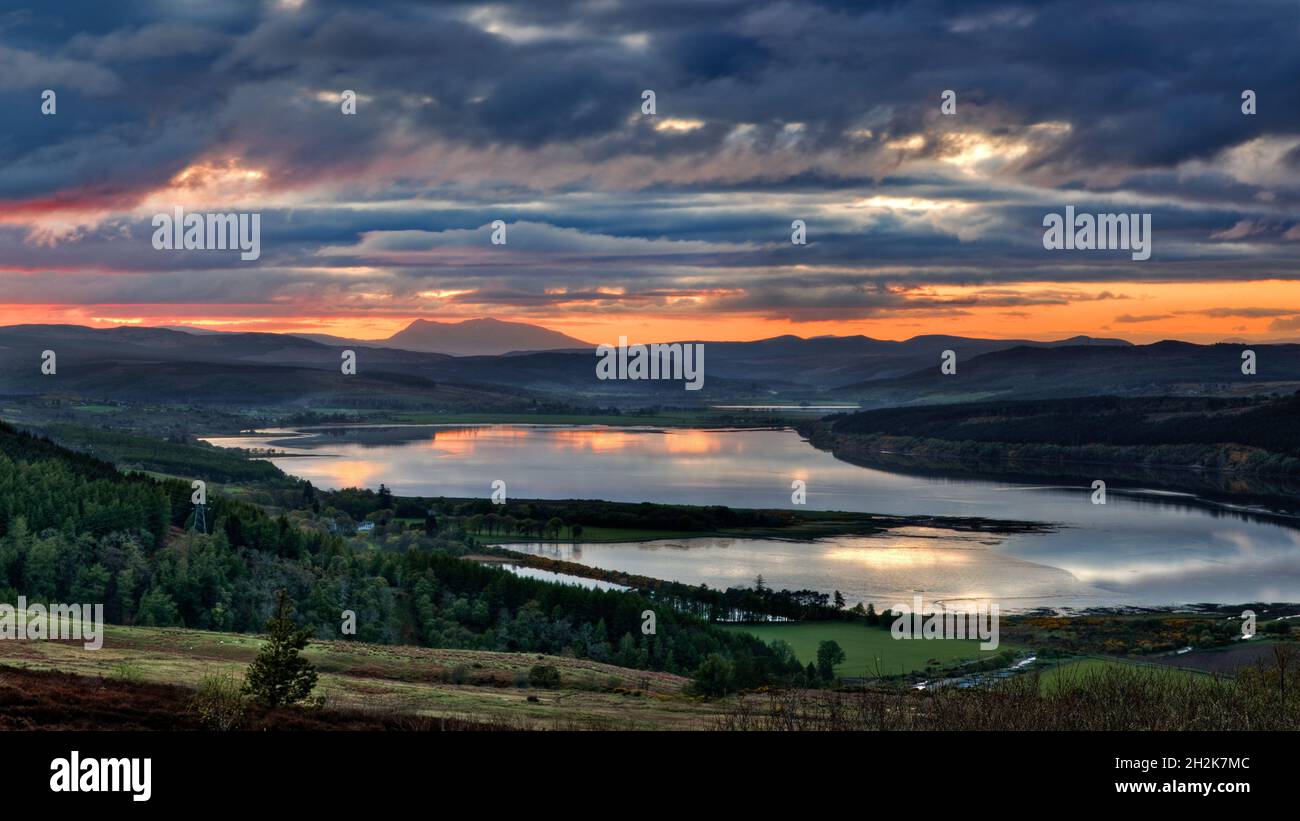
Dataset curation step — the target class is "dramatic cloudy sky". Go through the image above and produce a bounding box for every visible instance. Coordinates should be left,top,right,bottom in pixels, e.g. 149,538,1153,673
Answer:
2,0,1299,343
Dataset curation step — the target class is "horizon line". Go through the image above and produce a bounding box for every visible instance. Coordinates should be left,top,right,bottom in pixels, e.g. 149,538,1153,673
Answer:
2,320,1295,349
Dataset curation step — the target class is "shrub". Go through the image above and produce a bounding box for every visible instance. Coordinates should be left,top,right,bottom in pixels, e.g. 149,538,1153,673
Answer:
110,662,144,683
690,653,735,698
528,664,561,688
189,674,248,731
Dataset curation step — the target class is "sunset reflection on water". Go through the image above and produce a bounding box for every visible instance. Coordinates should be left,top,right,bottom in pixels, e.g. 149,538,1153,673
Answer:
204,424,1300,609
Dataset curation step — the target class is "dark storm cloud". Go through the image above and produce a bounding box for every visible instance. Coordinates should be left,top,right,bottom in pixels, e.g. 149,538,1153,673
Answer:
1,0,1299,321
3,0,1294,181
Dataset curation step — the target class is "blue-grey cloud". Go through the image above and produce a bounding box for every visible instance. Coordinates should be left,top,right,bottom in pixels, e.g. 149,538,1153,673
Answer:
0,0,1298,325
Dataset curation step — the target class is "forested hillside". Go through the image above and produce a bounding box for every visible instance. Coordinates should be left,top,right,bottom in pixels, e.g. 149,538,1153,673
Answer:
0,420,795,685
830,393,1300,454
821,393,1300,478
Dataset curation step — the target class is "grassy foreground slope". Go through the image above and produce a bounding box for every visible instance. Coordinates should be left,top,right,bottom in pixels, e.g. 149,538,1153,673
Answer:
0,665,513,731
0,622,727,730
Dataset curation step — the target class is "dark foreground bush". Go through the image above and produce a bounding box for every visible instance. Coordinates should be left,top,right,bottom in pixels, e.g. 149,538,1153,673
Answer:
528,664,561,688
189,673,248,731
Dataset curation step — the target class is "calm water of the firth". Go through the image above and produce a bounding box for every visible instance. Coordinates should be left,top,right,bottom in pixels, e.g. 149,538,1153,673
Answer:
205,425,1300,611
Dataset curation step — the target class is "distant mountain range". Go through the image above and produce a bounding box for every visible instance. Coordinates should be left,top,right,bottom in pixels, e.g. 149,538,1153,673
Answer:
162,320,1133,385
679,333,1131,387
1,323,1297,409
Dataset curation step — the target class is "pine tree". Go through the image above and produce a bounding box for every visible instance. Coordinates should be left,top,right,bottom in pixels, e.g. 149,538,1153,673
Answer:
243,590,318,708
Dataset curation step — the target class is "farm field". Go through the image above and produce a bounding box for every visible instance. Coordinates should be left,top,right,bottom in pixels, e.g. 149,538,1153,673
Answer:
721,621,1014,678
1140,640,1289,674
1035,656,1208,692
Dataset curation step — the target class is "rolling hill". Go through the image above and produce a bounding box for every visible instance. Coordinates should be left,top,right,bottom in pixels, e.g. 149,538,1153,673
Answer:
835,341,1300,406
0,324,532,408
3,324,1299,408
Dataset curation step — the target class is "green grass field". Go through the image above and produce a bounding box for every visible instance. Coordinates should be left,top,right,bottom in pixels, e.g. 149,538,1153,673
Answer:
722,621,1012,678
1035,656,1207,692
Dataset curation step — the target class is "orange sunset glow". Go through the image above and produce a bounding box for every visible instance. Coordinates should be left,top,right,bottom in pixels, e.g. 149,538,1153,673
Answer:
6,278,1298,344
2,0,1297,350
